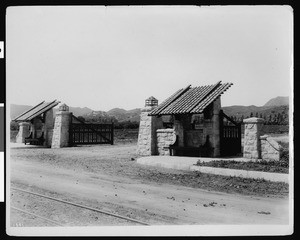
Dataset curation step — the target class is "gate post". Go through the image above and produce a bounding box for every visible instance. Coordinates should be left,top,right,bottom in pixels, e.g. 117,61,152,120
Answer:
51,104,71,148
137,96,163,156
243,117,264,159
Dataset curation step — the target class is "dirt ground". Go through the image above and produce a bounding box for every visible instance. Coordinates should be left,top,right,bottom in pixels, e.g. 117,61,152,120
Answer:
8,142,290,227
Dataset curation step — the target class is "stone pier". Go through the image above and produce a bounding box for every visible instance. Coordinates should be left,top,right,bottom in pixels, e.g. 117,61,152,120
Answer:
51,104,71,148
137,97,163,156
16,122,30,143
243,117,264,159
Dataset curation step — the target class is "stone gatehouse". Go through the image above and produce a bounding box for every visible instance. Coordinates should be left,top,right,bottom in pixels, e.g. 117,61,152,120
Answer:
137,81,235,157
13,100,72,148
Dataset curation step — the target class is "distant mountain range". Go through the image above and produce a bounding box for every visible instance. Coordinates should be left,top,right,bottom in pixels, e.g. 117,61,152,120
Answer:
10,104,141,123
263,96,289,107
10,96,289,123
10,104,95,121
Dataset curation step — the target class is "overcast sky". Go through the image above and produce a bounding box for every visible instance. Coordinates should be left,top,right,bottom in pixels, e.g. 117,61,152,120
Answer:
6,6,293,111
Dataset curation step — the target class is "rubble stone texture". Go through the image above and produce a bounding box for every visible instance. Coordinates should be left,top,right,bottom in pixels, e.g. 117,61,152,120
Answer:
16,122,30,143
137,105,163,156
51,105,71,148
156,129,176,156
243,117,264,159
260,135,280,161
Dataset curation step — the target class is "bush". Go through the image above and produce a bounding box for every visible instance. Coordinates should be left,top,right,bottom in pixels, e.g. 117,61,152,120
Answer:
277,141,289,167
279,147,289,167
10,121,19,131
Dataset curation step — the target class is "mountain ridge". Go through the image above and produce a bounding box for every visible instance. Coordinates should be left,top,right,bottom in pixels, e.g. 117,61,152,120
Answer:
264,96,289,107
10,96,289,124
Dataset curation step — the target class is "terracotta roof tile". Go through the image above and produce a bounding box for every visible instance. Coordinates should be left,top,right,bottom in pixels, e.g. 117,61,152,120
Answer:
149,81,232,116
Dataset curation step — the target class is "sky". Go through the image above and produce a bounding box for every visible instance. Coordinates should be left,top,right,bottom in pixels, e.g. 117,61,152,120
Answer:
6,6,293,111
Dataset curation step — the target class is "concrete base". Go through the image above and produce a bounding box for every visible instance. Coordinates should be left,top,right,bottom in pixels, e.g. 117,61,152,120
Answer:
190,165,289,183
137,156,288,183
137,156,247,171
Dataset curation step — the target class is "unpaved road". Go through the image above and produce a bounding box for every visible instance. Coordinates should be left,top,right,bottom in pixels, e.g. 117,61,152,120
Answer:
9,143,289,226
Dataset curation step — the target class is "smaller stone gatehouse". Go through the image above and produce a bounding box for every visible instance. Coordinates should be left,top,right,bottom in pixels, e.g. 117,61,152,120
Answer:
13,100,73,148
14,100,60,147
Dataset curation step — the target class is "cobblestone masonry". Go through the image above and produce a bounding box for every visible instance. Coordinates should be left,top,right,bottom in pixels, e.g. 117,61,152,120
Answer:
156,129,177,156
243,117,264,159
137,105,163,156
260,135,280,161
16,122,30,143
51,104,71,148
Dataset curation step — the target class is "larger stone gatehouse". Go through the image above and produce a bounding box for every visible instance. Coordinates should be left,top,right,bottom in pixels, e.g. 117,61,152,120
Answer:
137,81,240,158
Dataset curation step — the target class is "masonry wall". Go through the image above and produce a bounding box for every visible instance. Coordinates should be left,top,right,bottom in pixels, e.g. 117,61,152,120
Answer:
137,106,163,156
156,129,176,156
181,98,221,157
52,110,71,148
260,135,280,161
243,117,264,159
243,118,282,161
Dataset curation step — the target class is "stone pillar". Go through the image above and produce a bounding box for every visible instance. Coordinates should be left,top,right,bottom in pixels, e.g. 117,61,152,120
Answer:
51,104,71,148
43,109,54,147
137,97,163,156
211,97,221,157
243,117,264,159
16,122,30,143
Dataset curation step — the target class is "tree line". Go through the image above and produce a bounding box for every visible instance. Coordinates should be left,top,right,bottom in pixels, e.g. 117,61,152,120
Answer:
228,112,289,125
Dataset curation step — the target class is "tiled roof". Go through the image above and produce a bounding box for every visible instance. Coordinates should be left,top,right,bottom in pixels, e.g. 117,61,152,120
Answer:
14,100,60,121
149,81,232,116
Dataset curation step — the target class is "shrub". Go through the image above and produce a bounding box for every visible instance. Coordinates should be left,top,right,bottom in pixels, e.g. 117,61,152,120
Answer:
277,141,289,167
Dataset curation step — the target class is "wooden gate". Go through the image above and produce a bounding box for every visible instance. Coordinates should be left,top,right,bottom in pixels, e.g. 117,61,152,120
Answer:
69,114,114,146
219,110,241,156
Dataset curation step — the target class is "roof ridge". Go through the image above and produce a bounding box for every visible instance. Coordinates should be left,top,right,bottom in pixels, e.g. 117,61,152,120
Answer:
28,100,60,120
14,100,60,121
149,85,191,116
186,81,222,113
13,101,45,121
148,81,232,116
191,82,233,113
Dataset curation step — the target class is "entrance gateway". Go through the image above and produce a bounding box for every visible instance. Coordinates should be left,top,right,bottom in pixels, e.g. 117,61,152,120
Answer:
13,100,114,147
137,81,242,157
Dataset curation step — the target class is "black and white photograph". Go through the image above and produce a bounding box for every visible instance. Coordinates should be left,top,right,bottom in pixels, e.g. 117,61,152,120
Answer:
6,5,293,236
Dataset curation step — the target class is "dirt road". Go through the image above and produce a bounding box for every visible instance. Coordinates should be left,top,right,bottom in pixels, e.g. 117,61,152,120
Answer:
9,143,289,226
